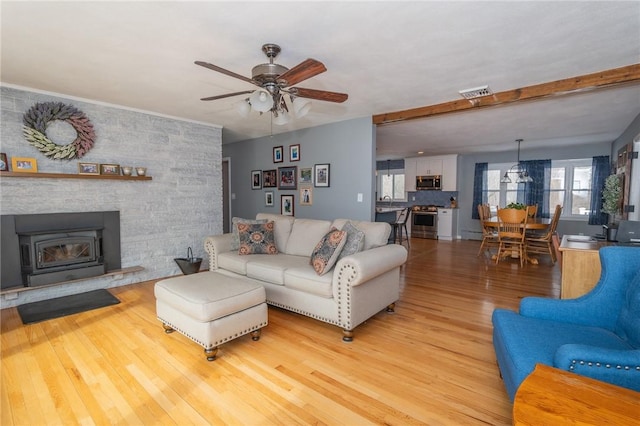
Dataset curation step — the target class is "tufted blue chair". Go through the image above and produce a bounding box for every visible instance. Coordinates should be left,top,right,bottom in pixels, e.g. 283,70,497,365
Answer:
492,246,640,401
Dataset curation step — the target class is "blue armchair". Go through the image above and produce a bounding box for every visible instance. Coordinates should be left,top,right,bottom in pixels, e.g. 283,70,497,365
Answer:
492,246,640,401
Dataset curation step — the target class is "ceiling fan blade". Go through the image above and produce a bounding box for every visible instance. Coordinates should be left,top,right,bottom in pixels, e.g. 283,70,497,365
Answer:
277,59,327,86
200,90,254,101
292,87,348,103
195,61,258,85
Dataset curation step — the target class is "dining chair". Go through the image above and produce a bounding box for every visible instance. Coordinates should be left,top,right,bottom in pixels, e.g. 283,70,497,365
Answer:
526,204,538,218
526,204,562,264
477,204,499,257
392,207,411,248
496,207,529,267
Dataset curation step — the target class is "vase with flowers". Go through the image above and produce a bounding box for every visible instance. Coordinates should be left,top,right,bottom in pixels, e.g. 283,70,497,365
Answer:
602,174,622,241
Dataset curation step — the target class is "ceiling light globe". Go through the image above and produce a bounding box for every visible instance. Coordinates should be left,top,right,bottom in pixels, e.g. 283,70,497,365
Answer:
250,89,274,113
236,99,251,117
273,110,290,125
292,97,312,118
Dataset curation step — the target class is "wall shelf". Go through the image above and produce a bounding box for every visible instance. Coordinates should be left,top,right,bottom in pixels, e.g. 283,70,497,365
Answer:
0,171,151,180
0,266,145,296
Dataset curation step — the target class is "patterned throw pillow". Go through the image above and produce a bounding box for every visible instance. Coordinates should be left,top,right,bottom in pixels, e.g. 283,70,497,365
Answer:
237,222,278,255
310,228,347,275
231,217,267,250
337,221,365,260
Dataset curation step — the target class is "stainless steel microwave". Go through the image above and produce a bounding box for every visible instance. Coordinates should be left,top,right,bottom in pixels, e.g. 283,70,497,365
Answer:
416,175,441,190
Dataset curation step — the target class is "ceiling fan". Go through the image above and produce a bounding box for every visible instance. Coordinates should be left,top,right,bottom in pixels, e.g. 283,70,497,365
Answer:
195,43,348,124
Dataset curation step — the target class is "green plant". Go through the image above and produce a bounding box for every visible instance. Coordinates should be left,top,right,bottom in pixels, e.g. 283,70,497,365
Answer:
602,174,622,225
506,202,526,210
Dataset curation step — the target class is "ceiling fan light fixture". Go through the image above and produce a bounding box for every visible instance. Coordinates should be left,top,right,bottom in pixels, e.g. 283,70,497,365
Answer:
292,97,312,118
272,109,290,126
249,89,273,112
236,99,251,117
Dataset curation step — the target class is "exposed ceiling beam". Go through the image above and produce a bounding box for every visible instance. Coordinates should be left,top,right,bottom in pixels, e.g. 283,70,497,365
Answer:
373,63,640,125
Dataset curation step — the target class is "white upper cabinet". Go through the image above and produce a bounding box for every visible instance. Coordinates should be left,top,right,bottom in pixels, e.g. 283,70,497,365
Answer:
405,154,458,191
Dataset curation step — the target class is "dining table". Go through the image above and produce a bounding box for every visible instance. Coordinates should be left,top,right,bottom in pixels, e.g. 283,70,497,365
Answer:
483,216,552,264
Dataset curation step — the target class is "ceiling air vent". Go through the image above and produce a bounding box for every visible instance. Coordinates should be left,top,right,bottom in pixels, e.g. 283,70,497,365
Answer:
458,85,493,100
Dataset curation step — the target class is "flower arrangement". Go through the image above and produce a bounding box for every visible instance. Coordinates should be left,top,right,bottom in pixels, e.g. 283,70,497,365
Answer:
506,202,527,210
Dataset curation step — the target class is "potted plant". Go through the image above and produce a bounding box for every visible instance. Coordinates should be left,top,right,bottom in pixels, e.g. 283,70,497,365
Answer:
602,174,622,241
505,202,526,210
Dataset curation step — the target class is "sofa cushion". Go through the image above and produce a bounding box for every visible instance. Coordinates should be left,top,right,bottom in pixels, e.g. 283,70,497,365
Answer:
238,222,278,255
284,266,334,298
331,219,391,250
337,221,365,260
246,254,311,285
231,217,267,250
614,270,640,348
310,228,347,276
286,219,332,256
217,251,252,275
256,213,295,251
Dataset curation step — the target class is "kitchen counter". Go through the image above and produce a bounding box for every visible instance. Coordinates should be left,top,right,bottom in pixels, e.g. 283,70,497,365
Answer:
375,207,406,214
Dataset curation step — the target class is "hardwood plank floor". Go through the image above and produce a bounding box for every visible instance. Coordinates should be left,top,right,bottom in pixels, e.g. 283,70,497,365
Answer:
1,238,560,425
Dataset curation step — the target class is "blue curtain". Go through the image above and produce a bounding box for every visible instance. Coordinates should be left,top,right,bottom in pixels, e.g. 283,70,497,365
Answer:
521,159,552,218
472,162,487,219
588,155,610,225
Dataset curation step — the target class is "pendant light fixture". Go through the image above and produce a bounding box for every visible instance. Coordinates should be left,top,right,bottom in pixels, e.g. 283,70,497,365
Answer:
500,139,534,184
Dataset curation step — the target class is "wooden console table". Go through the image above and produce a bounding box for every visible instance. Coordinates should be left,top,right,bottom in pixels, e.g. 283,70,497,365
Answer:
513,364,640,425
558,235,609,299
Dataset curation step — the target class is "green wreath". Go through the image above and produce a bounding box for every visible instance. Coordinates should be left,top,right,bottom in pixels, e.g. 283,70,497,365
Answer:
22,102,96,160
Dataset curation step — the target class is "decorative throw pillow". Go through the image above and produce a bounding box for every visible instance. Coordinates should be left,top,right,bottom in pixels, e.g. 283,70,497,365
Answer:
231,217,267,250
310,228,347,275
238,222,278,255
337,221,365,260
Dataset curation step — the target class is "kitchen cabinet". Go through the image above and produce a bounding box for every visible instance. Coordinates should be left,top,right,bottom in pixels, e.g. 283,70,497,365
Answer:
416,158,442,176
404,157,417,191
437,208,458,240
404,155,458,191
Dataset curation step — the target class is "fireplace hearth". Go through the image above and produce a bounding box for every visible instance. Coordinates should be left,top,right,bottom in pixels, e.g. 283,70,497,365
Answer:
1,211,120,290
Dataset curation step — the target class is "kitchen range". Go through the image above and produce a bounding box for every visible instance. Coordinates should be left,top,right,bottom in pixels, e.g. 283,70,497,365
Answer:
411,205,442,239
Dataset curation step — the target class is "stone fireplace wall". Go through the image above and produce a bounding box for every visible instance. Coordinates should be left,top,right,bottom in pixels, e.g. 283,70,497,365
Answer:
0,86,223,308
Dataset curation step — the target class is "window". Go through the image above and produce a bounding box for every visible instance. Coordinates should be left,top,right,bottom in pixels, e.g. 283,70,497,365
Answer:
378,169,406,201
551,159,592,218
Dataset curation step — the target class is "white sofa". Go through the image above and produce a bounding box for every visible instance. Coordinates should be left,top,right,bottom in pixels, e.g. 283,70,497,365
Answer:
204,213,408,341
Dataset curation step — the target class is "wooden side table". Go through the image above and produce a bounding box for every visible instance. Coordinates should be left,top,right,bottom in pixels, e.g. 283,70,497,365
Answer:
513,364,640,425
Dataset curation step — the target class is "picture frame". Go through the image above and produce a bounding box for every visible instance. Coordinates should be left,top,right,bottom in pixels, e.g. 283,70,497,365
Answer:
273,146,284,163
0,153,8,171
265,191,274,207
262,169,277,188
11,157,38,173
300,186,313,206
278,166,297,190
281,194,294,216
78,162,100,175
289,144,300,162
251,170,262,189
299,167,313,184
314,163,330,187
100,164,121,175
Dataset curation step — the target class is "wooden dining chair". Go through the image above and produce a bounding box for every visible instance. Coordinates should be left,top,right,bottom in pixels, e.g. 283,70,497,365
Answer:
526,204,562,264
496,207,529,267
526,204,538,218
477,204,499,257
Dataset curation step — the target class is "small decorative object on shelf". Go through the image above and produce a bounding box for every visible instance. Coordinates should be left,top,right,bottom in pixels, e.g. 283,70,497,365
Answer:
135,167,147,176
100,164,121,175
0,153,8,171
78,162,99,175
121,166,133,176
11,157,38,173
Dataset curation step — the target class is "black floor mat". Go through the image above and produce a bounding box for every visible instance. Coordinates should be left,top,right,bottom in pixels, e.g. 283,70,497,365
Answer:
17,289,120,324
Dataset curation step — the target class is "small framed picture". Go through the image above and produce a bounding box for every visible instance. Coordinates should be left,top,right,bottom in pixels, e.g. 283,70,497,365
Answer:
263,169,277,188
0,153,8,171
251,170,262,189
100,164,121,175
314,163,330,187
265,191,274,207
78,162,99,175
278,166,297,190
299,167,313,184
273,146,283,163
300,186,313,206
289,144,300,162
11,157,38,173
281,194,294,216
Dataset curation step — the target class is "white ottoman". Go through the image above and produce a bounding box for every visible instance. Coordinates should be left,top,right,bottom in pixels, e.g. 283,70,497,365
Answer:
154,271,268,361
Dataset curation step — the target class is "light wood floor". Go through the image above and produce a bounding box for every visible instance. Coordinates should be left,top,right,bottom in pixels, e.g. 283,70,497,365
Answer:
1,238,560,425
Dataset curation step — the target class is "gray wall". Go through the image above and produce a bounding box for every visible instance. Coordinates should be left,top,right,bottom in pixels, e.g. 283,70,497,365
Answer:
612,112,640,157
0,86,223,307
223,117,376,222
457,142,613,240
